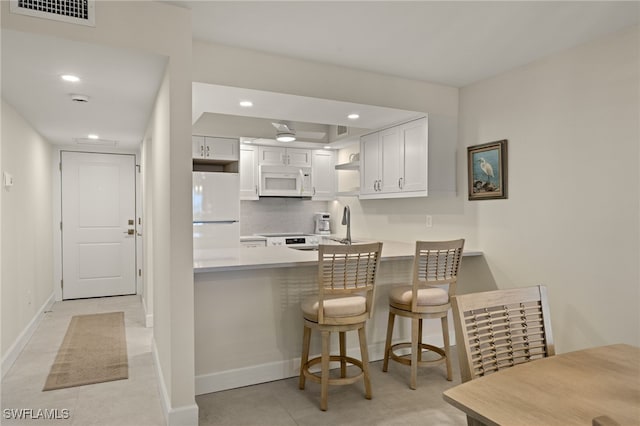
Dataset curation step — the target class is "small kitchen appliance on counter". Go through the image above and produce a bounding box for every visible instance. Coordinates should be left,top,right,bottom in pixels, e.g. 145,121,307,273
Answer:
314,212,331,235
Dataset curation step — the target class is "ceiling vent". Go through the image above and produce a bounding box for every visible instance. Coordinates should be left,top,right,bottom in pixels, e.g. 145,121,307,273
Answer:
10,0,95,27
336,125,349,137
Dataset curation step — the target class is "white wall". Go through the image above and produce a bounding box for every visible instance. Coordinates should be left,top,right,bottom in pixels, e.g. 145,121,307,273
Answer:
459,26,640,352
1,100,54,362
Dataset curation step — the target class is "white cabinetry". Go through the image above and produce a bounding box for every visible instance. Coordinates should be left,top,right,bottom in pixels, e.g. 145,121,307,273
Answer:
240,144,259,200
192,136,239,162
311,150,335,200
258,146,311,167
359,117,428,199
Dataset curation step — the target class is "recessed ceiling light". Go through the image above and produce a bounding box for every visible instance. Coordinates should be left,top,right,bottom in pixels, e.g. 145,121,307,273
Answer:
324,145,331,150
61,74,80,82
88,134,99,140
348,113,360,120
239,100,253,107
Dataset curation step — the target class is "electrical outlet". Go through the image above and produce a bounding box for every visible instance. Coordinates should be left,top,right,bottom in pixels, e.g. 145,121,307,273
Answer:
3,172,14,188
426,215,433,228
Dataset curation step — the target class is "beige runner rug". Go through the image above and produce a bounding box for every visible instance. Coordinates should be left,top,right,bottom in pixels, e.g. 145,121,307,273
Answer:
43,311,128,391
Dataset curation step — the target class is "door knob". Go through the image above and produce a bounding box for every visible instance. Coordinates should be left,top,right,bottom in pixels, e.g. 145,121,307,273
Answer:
123,229,135,235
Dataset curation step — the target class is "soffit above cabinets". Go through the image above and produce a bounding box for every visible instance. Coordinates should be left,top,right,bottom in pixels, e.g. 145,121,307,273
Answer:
192,82,423,147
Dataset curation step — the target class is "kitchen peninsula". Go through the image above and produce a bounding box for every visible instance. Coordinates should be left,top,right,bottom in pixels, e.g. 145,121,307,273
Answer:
194,240,481,395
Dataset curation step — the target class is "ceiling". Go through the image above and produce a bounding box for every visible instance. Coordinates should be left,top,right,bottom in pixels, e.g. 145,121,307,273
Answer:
2,2,638,150
1,29,167,149
183,1,639,87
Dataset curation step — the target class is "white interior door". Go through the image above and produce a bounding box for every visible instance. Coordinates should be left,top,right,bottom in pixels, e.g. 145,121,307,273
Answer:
61,152,136,299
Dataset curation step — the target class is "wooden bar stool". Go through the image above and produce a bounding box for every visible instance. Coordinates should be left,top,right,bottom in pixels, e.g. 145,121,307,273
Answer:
382,239,464,389
299,242,383,411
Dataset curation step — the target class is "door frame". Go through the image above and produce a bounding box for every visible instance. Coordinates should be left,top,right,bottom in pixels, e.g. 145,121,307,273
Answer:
52,147,142,302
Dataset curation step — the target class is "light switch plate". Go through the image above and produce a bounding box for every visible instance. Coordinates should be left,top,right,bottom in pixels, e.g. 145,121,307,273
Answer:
3,172,14,188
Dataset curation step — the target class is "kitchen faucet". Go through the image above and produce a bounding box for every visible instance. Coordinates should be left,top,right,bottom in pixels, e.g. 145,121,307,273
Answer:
341,205,351,245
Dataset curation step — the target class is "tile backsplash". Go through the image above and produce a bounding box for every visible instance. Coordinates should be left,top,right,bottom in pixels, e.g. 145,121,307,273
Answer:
240,198,331,236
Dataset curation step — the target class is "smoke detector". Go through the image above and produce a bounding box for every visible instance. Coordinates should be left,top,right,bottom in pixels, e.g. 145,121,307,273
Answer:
70,94,89,103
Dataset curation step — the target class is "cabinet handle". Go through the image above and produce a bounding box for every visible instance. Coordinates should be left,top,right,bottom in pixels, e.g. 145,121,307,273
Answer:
255,185,258,195
206,145,210,157
400,177,404,189
200,145,204,157
398,178,402,189
313,187,316,195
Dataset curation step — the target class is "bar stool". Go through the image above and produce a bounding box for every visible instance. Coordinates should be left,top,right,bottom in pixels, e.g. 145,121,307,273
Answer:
299,242,383,411
382,239,464,389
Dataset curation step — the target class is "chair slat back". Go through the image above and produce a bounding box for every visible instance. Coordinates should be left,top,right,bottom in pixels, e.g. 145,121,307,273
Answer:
317,242,383,321
411,239,464,310
452,285,555,383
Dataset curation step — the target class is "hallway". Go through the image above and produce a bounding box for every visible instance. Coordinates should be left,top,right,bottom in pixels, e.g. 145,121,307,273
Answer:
1,296,164,425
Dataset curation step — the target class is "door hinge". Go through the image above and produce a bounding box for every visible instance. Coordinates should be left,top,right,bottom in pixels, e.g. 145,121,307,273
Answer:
60,222,63,231
138,269,142,277
59,162,62,171
61,279,64,289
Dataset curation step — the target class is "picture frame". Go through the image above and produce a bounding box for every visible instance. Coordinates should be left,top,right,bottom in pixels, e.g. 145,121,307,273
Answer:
467,140,508,200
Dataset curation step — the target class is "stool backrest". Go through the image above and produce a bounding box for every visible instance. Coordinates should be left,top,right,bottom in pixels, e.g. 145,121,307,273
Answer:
317,242,383,323
451,285,555,383
411,239,465,311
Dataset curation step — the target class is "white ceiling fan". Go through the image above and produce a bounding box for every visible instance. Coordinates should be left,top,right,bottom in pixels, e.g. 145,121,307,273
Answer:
272,122,296,142
272,121,327,142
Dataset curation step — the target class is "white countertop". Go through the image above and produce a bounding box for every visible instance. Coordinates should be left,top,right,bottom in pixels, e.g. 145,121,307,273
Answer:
194,240,482,273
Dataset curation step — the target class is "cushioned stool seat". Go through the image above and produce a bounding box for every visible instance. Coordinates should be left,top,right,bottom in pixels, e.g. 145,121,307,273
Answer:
301,295,367,321
389,286,449,307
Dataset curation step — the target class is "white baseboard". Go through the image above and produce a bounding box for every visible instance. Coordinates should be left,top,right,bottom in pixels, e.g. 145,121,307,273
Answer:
195,333,455,396
151,338,199,426
142,296,153,328
1,292,55,378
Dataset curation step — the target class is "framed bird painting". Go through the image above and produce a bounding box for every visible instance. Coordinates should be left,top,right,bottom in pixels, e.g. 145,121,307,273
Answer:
467,140,508,200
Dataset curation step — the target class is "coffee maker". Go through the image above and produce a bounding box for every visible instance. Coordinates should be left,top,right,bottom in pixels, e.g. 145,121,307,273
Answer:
314,212,331,235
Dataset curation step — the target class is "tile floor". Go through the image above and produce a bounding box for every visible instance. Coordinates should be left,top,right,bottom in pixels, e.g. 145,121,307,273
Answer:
2,295,467,425
197,354,467,426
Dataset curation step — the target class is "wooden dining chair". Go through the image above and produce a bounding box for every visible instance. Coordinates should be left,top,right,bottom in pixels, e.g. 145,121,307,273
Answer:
451,285,555,383
382,239,465,389
299,242,383,411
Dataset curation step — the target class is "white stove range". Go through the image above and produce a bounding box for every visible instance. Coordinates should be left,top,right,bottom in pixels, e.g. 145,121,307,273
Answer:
256,233,320,250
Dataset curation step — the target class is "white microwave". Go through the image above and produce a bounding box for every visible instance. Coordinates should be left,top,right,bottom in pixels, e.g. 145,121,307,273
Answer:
259,165,312,197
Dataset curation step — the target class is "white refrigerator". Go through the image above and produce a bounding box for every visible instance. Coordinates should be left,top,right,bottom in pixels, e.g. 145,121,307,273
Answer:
193,171,240,251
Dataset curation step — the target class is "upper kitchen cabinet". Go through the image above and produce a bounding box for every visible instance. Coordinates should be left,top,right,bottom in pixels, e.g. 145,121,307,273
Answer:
240,144,259,200
359,117,428,199
193,136,239,163
311,150,335,201
258,146,311,167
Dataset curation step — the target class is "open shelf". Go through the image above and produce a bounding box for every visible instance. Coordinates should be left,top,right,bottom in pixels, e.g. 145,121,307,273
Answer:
335,161,360,171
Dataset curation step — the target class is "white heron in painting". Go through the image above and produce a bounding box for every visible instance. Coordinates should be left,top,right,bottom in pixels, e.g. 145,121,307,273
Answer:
478,158,494,183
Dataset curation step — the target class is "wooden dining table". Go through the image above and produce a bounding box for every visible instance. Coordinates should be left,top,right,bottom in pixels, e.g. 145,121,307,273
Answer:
443,344,640,426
